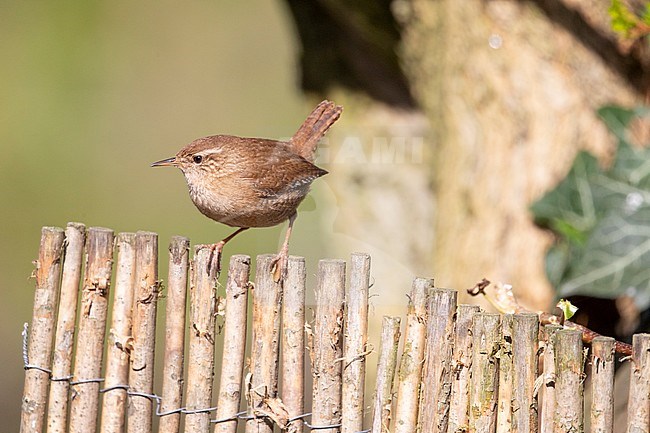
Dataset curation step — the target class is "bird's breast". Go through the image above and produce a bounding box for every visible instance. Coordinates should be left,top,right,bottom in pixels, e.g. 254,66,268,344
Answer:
187,181,238,225
186,179,304,228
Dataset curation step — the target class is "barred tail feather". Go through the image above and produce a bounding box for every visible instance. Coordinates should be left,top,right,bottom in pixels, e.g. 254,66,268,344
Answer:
290,100,342,162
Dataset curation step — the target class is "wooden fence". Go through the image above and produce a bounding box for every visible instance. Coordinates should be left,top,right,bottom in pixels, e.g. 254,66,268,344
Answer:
20,225,650,433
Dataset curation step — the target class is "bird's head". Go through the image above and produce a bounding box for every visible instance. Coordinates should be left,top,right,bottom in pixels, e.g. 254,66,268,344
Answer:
152,135,234,186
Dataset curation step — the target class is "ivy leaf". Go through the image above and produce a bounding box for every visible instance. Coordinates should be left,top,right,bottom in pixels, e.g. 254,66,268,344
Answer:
530,151,603,238
531,106,650,309
557,206,650,308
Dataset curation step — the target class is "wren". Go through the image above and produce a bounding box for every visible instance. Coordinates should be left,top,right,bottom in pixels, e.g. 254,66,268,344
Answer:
152,100,342,280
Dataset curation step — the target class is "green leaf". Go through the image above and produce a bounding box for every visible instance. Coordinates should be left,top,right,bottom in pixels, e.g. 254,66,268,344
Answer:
530,151,609,235
544,243,573,288
609,0,640,35
557,299,579,320
557,206,650,308
598,105,637,139
532,105,650,309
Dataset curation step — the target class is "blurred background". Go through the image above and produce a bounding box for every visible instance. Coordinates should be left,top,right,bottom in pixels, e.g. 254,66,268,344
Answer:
2,0,314,421
2,0,649,428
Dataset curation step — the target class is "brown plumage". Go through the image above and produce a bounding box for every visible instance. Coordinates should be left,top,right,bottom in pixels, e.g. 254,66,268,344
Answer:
152,100,342,279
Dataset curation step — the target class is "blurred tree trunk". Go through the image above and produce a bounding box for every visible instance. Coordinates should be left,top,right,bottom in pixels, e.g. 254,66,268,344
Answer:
284,0,646,309
314,94,434,308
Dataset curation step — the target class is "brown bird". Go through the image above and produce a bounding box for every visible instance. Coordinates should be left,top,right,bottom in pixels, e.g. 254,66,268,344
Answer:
152,100,342,280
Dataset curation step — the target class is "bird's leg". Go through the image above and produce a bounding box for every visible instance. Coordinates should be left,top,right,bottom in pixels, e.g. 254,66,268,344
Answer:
208,227,249,276
272,213,297,283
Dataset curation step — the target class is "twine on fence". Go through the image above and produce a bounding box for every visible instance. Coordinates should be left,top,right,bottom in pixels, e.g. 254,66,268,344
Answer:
23,321,370,432
18,224,650,433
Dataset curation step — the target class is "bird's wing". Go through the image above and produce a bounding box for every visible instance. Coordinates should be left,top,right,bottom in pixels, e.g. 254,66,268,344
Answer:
236,139,327,199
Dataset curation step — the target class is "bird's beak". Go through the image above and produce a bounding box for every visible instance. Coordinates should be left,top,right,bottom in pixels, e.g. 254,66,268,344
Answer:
151,157,177,167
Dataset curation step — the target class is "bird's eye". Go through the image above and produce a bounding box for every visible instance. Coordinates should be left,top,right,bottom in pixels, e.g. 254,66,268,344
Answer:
192,155,203,164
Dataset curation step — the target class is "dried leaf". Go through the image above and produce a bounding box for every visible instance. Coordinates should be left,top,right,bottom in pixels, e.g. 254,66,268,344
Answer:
254,396,290,430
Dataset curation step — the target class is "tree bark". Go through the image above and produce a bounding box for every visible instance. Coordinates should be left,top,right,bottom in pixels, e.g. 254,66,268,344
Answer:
399,0,639,309
286,0,644,311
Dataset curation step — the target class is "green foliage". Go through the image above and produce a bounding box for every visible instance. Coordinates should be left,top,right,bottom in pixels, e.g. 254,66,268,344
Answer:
557,299,578,320
610,0,639,34
531,106,650,309
609,0,650,38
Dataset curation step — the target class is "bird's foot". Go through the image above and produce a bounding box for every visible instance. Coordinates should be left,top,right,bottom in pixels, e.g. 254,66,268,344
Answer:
207,241,226,277
270,252,288,285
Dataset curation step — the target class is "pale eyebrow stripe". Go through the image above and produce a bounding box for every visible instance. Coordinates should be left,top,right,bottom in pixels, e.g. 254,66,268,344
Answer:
201,148,223,156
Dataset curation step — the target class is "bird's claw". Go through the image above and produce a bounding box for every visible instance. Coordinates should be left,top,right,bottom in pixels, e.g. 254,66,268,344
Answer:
207,242,225,277
270,253,288,284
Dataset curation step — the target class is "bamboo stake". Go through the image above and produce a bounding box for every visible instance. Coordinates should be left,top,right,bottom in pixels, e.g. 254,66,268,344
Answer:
496,314,514,433
100,233,137,433
311,259,346,433
539,325,562,433
469,313,501,433
626,333,650,433
590,336,614,433
246,255,283,433
184,245,218,433
371,316,401,433
449,304,481,433
69,227,115,433
281,256,306,433
511,313,539,433
215,254,251,433
127,231,159,433
46,223,85,433
419,289,457,433
159,236,190,433
21,227,66,433
342,253,370,433
394,278,433,433
553,330,583,433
